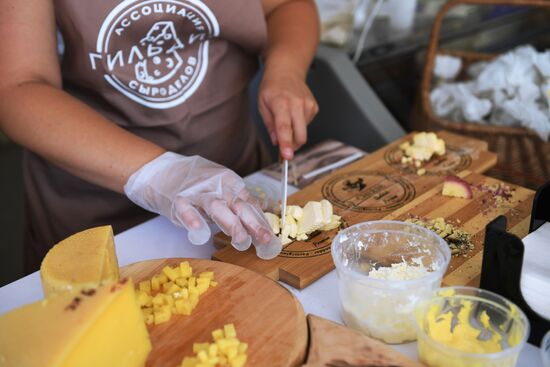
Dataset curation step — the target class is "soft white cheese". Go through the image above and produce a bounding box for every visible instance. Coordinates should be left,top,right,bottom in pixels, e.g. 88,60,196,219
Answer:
286,205,303,221
297,201,325,235
264,212,280,235
264,200,341,246
321,214,342,231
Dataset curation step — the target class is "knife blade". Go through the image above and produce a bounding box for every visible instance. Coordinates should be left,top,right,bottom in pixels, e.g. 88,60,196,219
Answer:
280,159,289,231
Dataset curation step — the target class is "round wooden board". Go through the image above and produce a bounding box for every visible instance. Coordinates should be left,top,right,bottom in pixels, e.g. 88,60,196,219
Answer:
121,258,307,367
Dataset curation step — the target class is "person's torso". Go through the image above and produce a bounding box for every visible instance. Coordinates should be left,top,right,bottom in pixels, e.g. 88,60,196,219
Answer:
54,0,267,129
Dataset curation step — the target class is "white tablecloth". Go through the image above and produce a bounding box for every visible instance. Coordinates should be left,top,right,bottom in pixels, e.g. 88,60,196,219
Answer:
0,173,544,365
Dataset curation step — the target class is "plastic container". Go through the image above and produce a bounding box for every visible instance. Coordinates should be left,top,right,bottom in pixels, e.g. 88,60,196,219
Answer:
542,330,550,367
331,220,451,344
414,287,530,367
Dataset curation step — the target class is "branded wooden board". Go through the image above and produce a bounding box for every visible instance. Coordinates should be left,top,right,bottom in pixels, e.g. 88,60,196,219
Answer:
213,131,533,289
121,258,307,367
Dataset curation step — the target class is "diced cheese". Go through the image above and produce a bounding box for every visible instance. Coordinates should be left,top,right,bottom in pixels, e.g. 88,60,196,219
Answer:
400,132,446,164
286,205,303,220
263,212,280,235
137,262,215,324
320,214,342,231
297,201,324,235
264,199,341,245
40,226,119,297
181,324,247,367
281,215,298,239
319,200,333,225
0,279,151,367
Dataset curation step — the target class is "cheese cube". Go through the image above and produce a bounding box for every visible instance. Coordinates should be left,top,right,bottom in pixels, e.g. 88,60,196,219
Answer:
297,201,324,235
281,215,298,239
154,305,172,325
162,266,180,281
197,350,208,362
263,212,280,234
319,200,333,225
151,275,161,291
230,355,247,367
287,205,303,220
208,344,218,358
224,324,237,338
136,290,152,308
158,274,168,284
175,277,188,288
166,283,182,295
179,262,192,278
199,271,214,280
193,343,210,353
152,293,166,308
181,357,198,367
162,281,175,293
320,214,341,231
226,346,238,360
238,343,248,354
212,329,224,341
138,280,151,294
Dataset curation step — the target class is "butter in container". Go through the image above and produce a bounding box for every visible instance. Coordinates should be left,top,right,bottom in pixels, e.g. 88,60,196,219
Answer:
414,287,530,367
331,220,451,344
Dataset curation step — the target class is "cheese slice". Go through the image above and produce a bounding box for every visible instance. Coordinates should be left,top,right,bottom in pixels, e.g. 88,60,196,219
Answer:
0,279,152,367
40,226,120,297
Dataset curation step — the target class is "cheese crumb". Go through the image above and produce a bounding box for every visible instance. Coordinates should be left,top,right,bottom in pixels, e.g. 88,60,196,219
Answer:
368,260,431,281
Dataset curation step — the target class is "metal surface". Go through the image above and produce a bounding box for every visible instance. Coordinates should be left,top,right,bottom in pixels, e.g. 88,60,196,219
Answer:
280,159,289,230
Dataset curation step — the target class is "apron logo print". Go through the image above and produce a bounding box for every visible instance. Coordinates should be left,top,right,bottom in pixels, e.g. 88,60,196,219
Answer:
89,0,220,109
135,21,185,85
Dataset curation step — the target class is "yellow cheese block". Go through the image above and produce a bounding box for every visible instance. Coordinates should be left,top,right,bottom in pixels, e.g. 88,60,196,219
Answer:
0,279,151,367
40,225,120,296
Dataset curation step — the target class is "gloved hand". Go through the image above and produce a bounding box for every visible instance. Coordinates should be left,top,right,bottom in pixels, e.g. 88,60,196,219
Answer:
124,152,282,259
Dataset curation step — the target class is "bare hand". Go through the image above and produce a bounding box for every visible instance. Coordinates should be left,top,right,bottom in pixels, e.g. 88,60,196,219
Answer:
258,69,318,160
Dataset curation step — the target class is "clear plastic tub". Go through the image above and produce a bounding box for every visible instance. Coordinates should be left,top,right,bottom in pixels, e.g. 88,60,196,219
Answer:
414,287,530,367
542,330,550,367
331,220,451,344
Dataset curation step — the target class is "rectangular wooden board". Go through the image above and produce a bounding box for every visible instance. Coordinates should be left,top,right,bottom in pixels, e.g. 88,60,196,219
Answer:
212,131,533,289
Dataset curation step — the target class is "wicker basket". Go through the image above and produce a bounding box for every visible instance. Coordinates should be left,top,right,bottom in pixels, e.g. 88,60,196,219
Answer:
416,0,550,189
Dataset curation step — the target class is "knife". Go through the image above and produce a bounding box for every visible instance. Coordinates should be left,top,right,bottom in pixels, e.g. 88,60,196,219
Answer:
280,159,289,231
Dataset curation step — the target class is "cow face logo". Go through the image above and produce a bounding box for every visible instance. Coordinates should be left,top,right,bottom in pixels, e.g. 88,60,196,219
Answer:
89,0,220,109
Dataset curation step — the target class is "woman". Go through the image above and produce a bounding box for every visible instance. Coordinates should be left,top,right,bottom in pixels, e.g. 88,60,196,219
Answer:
0,0,320,271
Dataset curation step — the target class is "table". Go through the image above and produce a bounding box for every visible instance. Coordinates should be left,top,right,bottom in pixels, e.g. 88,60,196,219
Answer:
0,172,543,366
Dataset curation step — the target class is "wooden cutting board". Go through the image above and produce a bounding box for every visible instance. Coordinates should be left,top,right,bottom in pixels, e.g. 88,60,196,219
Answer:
303,315,425,367
213,131,534,289
120,258,307,367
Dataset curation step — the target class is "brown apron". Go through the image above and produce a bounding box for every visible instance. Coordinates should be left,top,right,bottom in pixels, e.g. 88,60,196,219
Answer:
24,0,270,272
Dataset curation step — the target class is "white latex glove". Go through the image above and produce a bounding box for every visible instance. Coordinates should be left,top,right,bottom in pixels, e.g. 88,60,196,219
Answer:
124,152,282,259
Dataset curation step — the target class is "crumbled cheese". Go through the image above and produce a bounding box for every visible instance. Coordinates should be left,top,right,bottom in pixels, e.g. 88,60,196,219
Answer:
368,260,431,281
399,132,446,176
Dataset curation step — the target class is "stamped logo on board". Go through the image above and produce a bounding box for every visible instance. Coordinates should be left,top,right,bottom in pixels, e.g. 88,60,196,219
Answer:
278,219,348,259
384,145,472,176
321,171,416,213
